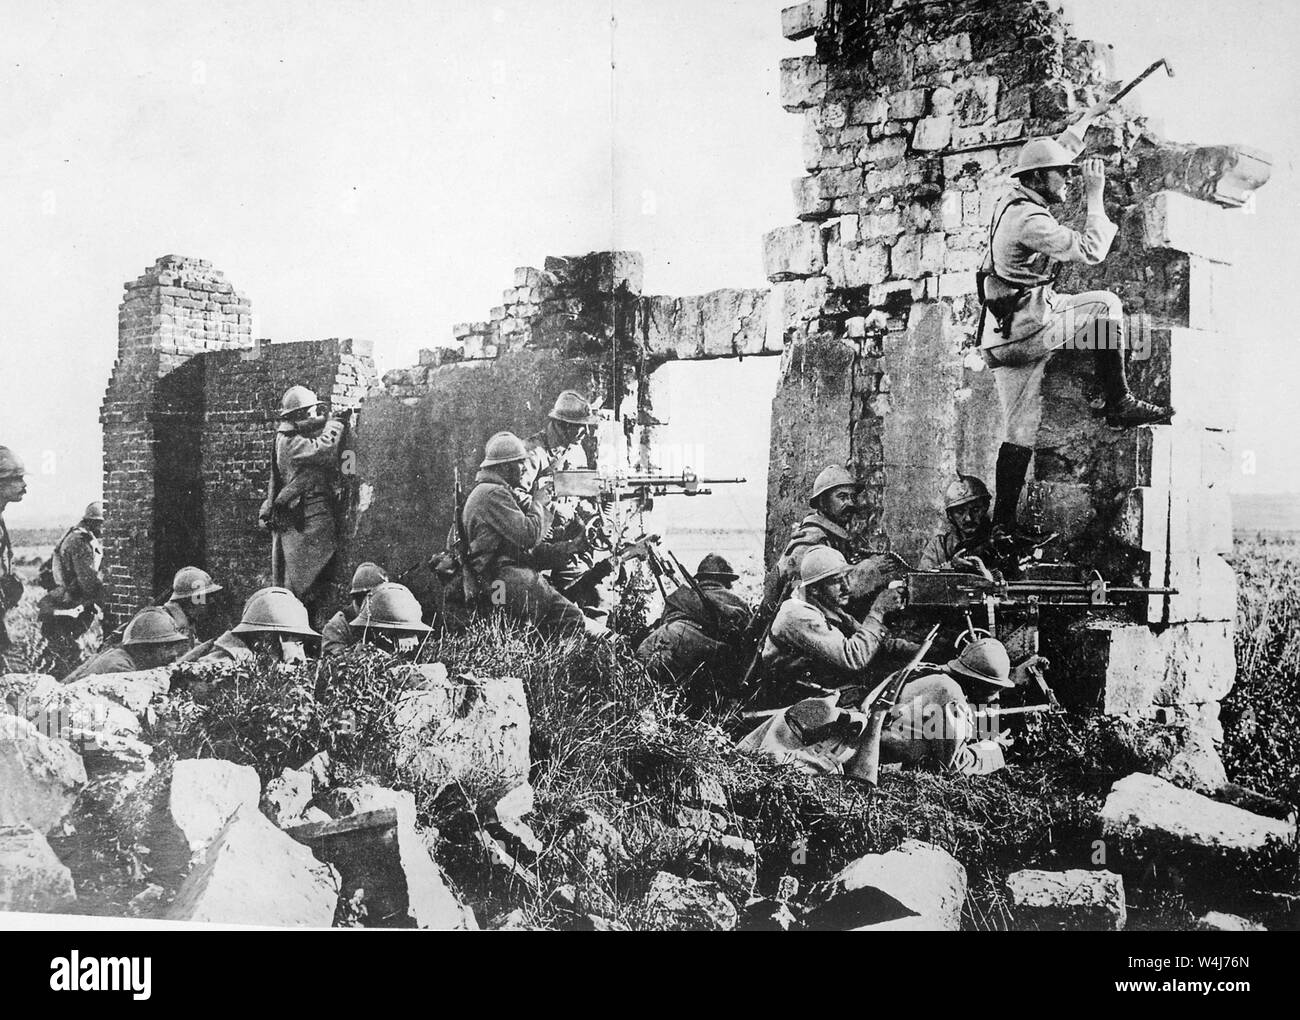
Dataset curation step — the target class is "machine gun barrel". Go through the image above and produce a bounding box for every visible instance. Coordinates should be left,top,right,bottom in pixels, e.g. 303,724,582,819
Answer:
896,571,1177,608
553,468,746,499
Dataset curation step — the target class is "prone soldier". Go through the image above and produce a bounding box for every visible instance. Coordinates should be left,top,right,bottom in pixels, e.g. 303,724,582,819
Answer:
64,606,191,682
180,586,319,665
321,561,389,657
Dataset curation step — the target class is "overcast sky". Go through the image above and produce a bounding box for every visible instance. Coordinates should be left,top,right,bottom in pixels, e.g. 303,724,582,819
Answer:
2,0,1297,527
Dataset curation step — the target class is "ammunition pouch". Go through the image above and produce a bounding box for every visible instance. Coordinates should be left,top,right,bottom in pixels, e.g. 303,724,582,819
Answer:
977,270,1030,341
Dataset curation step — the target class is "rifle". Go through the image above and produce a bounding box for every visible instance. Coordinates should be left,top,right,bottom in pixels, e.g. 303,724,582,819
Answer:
450,466,487,602
845,623,941,790
665,549,723,636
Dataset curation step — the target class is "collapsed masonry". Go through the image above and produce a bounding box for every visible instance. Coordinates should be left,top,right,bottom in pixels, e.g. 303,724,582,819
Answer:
763,0,1270,739
100,2,1271,746
100,253,773,622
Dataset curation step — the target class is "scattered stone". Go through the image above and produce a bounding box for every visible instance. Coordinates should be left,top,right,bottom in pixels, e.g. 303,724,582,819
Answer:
261,753,330,828
0,823,76,913
1099,774,1297,856
168,759,262,854
0,713,86,834
739,895,802,932
391,671,530,809
64,668,171,717
475,827,542,894
1158,728,1228,795
491,907,531,930
78,733,156,822
16,684,141,749
1006,869,1127,930
642,871,738,932
294,785,476,930
558,808,627,892
126,883,166,918
655,828,757,905
1198,911,1266,932
805,840,968,931
673,773,729,834
167,804,339,927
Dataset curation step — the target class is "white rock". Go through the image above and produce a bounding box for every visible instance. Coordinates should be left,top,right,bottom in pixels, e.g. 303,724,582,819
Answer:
64,668,171,716
167,804,339,927
1099,773,1296,855
1006,869,1126,930
807,839,968,931
1198,911,1266,932
642,871,737,932
0,713,86,833
0,823,76,913
169,759,262,854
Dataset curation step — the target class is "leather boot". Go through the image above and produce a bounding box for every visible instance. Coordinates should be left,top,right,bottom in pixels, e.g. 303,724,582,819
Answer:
1095,346,1173,428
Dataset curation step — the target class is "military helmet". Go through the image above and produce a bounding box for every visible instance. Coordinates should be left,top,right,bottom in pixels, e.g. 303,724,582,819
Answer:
349,561,389,595
548,390,601,426
800,546,850,588
82,500,105,523
480,431,528,468
349,582,432,633
1010,137,1079,178
171,566,223,601
944,475,991,511
785,696,840,741
278,385,324,419
947,637,1014,688
809,465,859,506
695,553,739,583
0,446,27,479
232,586,319,638
122,606,189,647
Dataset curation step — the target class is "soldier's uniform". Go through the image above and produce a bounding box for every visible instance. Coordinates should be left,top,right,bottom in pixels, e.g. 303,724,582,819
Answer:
181,631,255,665
0,513,19,653
320,611,358,658
637,564,753,711
462,460,590,637
63,645,141,682
39,509,105,669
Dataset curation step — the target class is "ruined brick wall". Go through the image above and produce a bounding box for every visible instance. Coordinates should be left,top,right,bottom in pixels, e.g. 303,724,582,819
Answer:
101,256,252,625
765,0,1270,735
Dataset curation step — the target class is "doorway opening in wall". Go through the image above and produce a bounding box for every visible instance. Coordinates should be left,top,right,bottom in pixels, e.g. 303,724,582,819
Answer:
596,356,781,604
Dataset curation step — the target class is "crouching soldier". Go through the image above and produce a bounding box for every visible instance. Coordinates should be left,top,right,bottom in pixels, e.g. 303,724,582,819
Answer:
637,554,753,713
321,562,388,657
64,606,192,682
346,582,432,657
458,431,599,638
739,647,1013,780
758,547,917,708
764,465,908,614
162,566,224,646
179,586,319,665
918,476,996,574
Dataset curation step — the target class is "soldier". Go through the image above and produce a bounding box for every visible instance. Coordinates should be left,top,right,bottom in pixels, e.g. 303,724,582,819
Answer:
38,500,106,671
63,606,191,682
346,582,433,657
321,561,388,657
636,554,754,713
259,385,354,626
764,465,907,612
517,390,603,606
179,586,319,665
459,431,597,637
0,447,28,654
758,547,917,708
162,566,224,645
918,476,996,574
978,104,1171,547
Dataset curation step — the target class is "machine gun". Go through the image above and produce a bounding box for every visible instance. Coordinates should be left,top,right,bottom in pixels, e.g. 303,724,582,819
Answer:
892,570,1177,633
552,468,746,514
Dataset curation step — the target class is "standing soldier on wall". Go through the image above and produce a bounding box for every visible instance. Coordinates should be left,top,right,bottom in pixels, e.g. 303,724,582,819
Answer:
978,102,1171,547
0,447,28,656
516,390,604,610
260,385,354,628
38,500,106,672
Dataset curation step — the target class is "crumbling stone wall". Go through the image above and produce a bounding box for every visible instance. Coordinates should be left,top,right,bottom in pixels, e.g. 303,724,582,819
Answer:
102,252,773,624
764,0,1270,735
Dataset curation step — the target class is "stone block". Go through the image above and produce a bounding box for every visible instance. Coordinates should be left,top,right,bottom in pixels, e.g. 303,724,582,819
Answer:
1142,191,1245,264
826,242,889,289
169,759,262,854
1099,774,1296,857
0,714,86,834
804,840,967,931
1159,552,1237,626
0,823,76,913
1110,485,1167,554
888,88,927,120
912,115,953,151
1198,911,1267,932
914,33,972,73
764,223,826,281
780,274,830,327
851,96,889,125
861,136,907,165
167,804,339,927
950,119,1025,150
780,56,826,112
793,176,832,220
781,0,827,41
1006,869,1126,930
642,872,737,932
953,76,999,126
